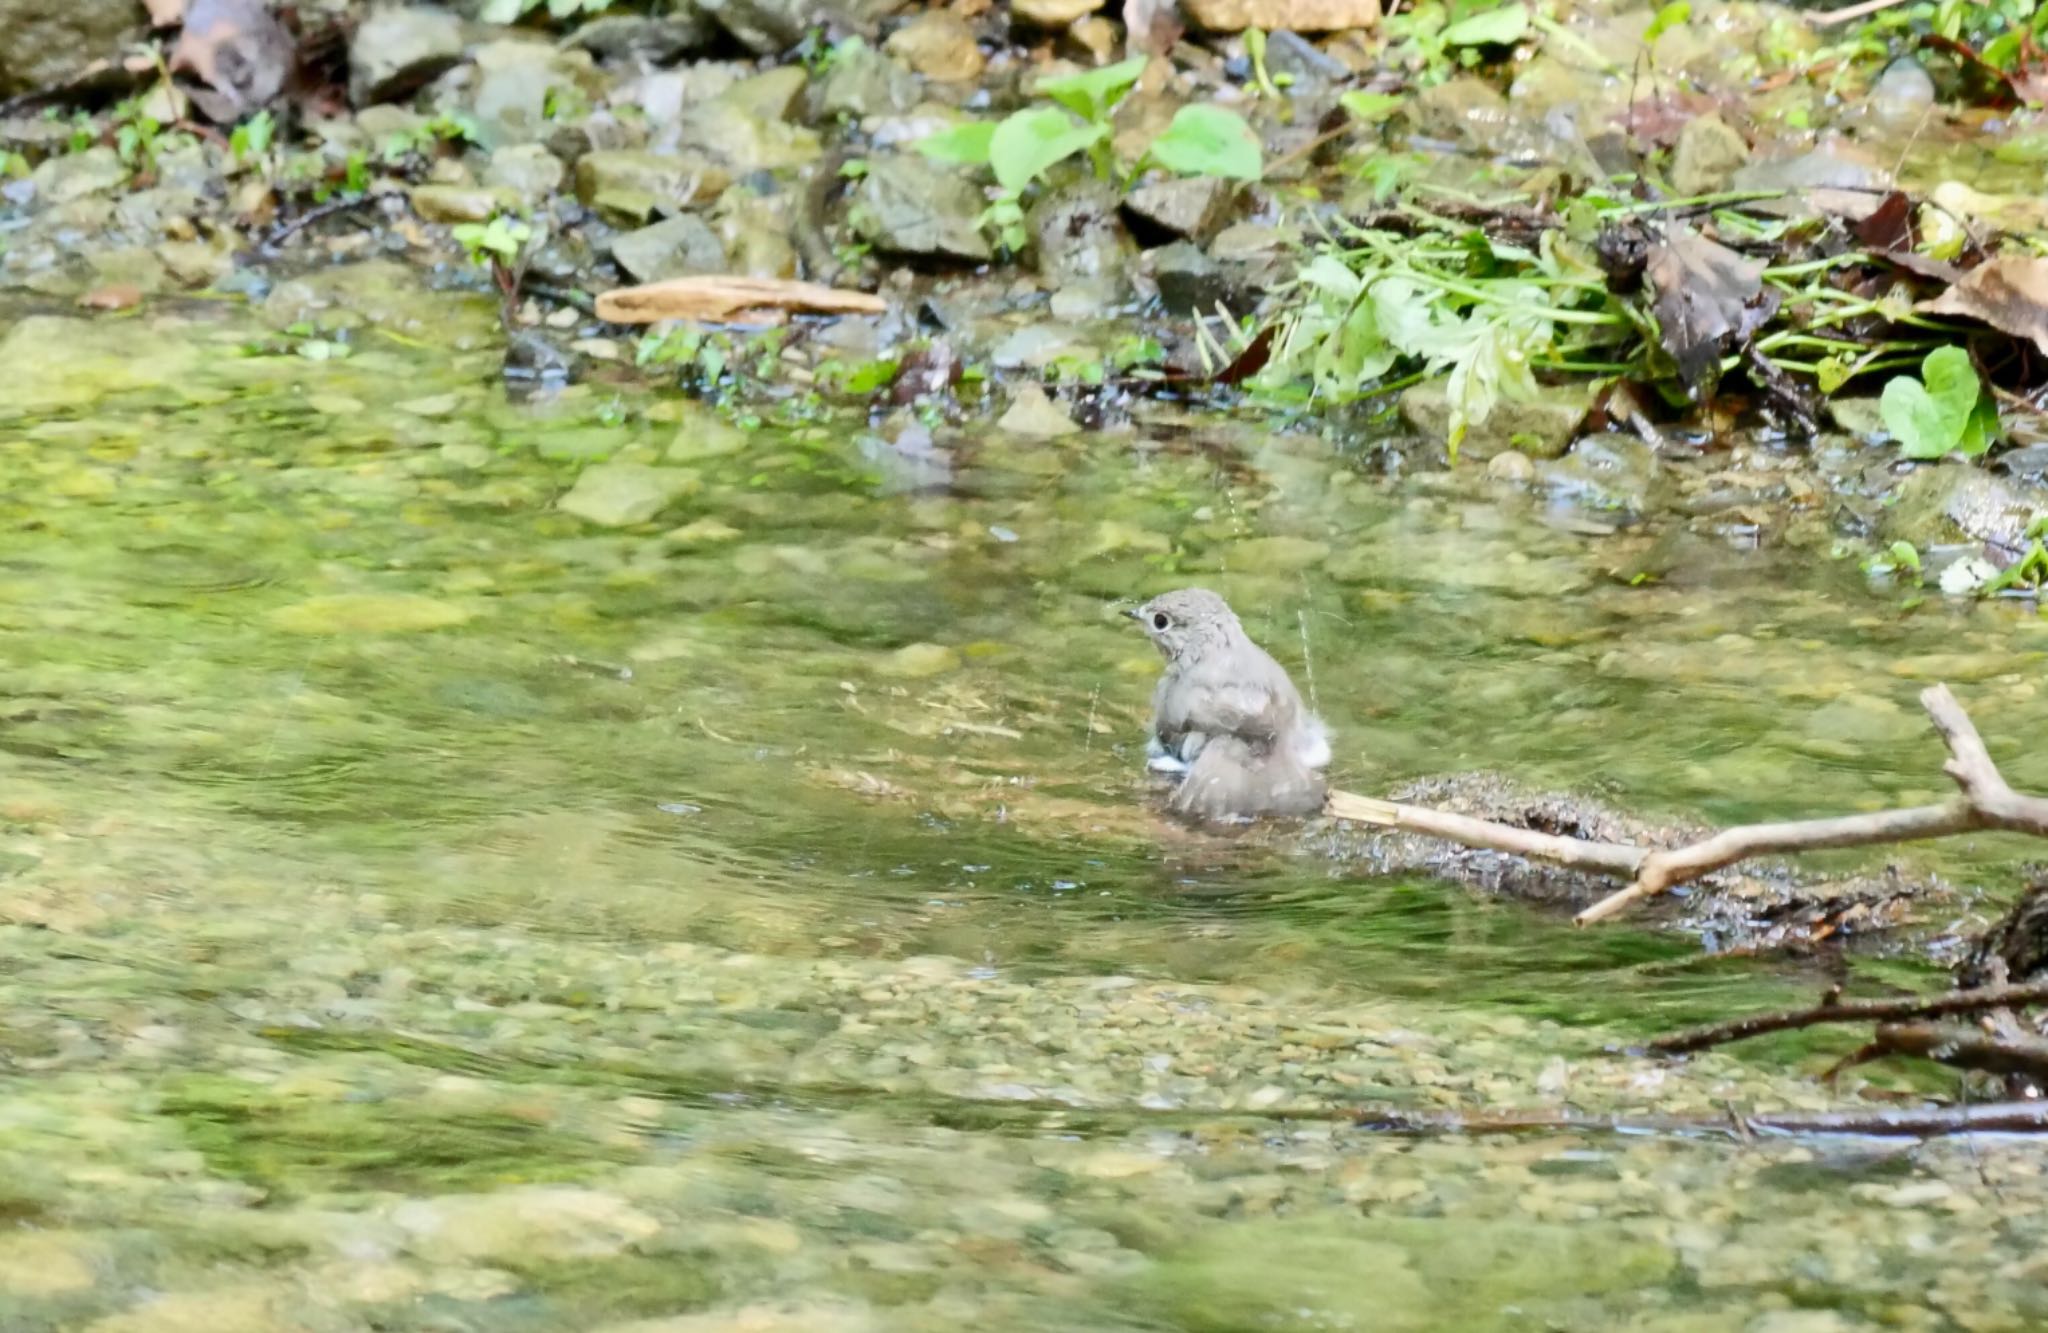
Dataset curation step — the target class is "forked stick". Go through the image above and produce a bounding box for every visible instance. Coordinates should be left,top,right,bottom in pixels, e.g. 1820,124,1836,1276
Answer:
1322,685,2048,927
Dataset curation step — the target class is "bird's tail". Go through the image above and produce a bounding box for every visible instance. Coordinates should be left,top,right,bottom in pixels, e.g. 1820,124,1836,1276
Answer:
1168,734,1328,821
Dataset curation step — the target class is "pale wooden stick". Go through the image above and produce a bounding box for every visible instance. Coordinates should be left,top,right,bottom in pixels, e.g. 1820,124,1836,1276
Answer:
1808,0,1911,27
1320,685,2048,928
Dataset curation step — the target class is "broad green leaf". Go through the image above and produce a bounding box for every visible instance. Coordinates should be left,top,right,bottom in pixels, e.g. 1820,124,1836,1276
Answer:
1888,541,1922,574
1881,345,1982,459
989,107,1105,193
1145,105,1262,182
1034,55,1148,123
1442,2,1529,47
1643,1,1690,41
916,121,996,167
1338,91,1407,123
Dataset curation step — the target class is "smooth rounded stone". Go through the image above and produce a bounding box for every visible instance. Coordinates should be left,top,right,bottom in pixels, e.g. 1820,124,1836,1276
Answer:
409,182,516,223
879,642,961,677
0,0,145,98
996,384,1079,438
1014,0,1102,21
884,11,983,82
1669,113,1749,196
609,214,727,282
1404,76,1511,149
574,149,732,225
0,314,205,416
387,1186,662,1264
672,98,821,173
268,593,476,634
695,0,835,55
1183,0,1377,29
849,154,992,262
663,517,741,545
349,5,465,106
1150,240,1235,315
564,11,717,64
710,192,799,278
28,146,127,205
1871,57,1936,122
482,143,566,204
812,39,918,119
1398,381,1593,461
1122,175,1233,242
666,403,751,459
1877,464,2041,552
469,40,597,148
558,462,702,527
1026,179,1136,294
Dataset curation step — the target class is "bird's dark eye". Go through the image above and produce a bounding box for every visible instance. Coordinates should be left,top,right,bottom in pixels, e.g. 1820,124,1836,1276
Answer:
1152,612,1170,630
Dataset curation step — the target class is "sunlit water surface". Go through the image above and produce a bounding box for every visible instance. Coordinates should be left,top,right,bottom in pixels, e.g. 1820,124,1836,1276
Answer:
4,295,2048,1331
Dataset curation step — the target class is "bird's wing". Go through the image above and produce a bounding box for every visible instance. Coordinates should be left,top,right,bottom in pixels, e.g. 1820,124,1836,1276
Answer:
1190,676,1288,741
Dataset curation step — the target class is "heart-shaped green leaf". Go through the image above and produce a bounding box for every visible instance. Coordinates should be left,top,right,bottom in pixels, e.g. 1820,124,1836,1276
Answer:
916,120,996,167
989,107,1106,193
1881,346,1987,460
1145,105,1262,182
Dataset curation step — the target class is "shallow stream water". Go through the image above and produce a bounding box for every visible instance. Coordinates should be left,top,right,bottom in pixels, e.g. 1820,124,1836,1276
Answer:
6,290,2048,1331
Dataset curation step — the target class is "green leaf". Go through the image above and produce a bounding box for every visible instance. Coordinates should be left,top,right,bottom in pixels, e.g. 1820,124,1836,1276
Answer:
1881,346,1986,460
1442,2,1529,46
1338,91,1407,123
477,0,528,22
916,121,996,167
1145,105,1262,181
1888,540,1922,574
989,107,1106,193
1034,55,1148,123
1643,0,1690,41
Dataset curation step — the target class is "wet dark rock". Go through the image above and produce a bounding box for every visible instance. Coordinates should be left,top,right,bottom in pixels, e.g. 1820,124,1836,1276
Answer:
1404,77,1511,151
1026,178,1135,296
483,143,567,206
1257,29,1348,94
1534,433,1657,513
563,11,717,64
1121,175,1233,244
410,182,516,223
813,38,919,119
883,11,983,82
504,328,575,386
848,154,991,262
574,149,732,224
349,6,466,107
1993,444,2048,486
1731,147,1888,221
694,0,882,55
610,213,728,282
470,39,595,147
1205,219,1294,306
0,0,146,98
1397,381,1595,462
1668,113,1747,196
1150,241,1234,315
27,147,126,207
1878,463,2043,555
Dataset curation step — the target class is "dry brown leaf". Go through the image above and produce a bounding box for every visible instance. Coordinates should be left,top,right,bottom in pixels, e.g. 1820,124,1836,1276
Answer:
1645,229,1778,394
595,276,887,325
171,0,294,122
1920,255,2048,357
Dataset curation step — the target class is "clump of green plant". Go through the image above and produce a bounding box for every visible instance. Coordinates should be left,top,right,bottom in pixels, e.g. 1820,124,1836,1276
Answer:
452,214,534,269
917,57,1262,252
229,109,277,171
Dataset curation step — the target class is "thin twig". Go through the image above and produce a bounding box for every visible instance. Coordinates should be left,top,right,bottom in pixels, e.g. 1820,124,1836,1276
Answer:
1872,1023,2048,1083
1649,980,2048,1055
1807,0,1909,26
1321,685,2048,928
1356,1099,2048,1138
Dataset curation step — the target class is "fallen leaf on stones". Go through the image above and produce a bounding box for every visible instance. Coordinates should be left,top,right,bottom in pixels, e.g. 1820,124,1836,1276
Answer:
595,276,886,325
1644,228,1778,394
77,284,143,311
171,0,295,122
1920,255,2048,357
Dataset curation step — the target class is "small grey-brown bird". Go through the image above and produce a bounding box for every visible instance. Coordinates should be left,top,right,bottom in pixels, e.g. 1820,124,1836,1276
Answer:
1125,588,1331,822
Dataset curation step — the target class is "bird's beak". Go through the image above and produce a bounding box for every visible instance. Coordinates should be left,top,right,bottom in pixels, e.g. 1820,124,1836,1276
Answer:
1120,606,1145,621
